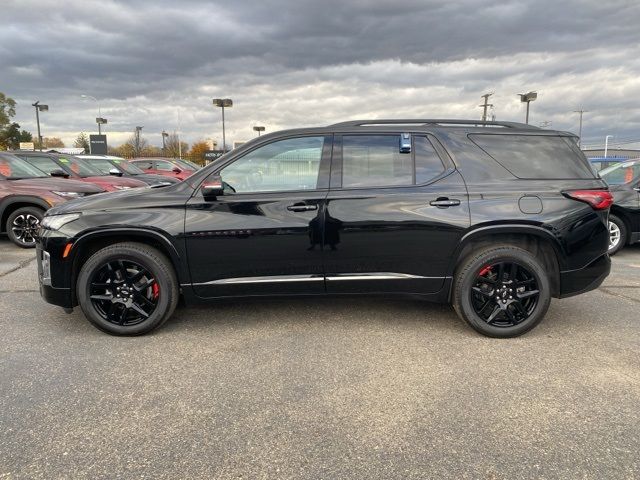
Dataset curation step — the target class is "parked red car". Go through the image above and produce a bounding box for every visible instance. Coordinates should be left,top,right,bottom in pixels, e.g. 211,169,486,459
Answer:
0,152,104,247
129,157,198,181
13,151,147,191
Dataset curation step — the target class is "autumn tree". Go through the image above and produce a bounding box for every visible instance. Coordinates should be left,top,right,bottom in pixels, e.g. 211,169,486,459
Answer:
124,129,148,157
35,137,65,149
189,140,210,165
73,132,90,153
164,133,188,158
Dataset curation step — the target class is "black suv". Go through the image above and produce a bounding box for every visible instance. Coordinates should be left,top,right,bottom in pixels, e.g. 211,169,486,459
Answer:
36,119,612,337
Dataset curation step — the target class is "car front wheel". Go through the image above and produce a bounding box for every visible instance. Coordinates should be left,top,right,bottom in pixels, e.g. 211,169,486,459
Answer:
6,206,44,248
453,246,551,338
76,242,179,335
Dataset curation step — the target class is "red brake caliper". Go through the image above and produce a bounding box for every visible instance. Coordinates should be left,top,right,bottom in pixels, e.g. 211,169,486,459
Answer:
479,265,492,276
152,283,160,299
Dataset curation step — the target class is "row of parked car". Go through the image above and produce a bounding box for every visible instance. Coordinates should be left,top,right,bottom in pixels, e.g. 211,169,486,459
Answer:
0,151,199,247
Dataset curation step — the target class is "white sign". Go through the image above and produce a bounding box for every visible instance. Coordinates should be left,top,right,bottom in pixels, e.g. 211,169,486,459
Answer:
19,142,35,150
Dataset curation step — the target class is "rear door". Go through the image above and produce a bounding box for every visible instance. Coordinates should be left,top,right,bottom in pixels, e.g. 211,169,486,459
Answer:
324,133,470,294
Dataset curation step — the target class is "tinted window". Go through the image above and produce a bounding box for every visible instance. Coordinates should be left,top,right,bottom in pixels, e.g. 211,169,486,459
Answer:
469,134,595,179
221,136,324,193
342,135,412,187
415,136,445,184
155,160,176,171
57,156,102,177
133,160,153,170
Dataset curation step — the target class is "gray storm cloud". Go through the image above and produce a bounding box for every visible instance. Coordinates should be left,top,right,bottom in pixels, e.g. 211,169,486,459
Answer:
2,0,640,147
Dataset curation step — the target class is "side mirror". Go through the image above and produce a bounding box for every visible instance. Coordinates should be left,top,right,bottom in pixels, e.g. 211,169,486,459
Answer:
172,166,182,173
201,175,224,199
109,168,123,177
50,169,69,178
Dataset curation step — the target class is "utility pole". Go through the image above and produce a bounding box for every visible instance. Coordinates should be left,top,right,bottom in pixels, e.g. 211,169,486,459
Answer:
32,101,48,151
479,93,493,122
161,131,169,153
573,109,587,146
135,126,143,156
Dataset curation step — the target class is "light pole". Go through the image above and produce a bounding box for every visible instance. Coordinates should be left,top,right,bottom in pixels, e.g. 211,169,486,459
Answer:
32,101,49,151
518,91,537,124
253,125,265,136
573,109,587,147
161,131,169,153
479,93,493,122
135,126,143,156
81,95,107,134
604,135,613,158
213,98,232,153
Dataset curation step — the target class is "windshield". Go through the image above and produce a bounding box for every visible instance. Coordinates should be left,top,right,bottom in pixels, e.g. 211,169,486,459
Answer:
57,156,103,177
0,154,49,179
175,159,199,170
111,158,144,174
600,160,640,185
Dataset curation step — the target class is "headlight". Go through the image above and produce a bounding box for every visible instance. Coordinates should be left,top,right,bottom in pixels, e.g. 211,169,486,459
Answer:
113,185,131,190
52,191,85,198
41,213,81,230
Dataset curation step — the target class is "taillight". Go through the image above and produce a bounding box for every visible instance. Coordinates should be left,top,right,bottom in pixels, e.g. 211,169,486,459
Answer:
563,190,613,210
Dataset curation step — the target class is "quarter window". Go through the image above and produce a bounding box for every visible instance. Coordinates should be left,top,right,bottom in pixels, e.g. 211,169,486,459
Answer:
220,136,325,193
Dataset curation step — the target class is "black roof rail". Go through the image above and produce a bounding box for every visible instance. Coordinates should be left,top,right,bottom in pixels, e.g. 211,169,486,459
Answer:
328,119,539,129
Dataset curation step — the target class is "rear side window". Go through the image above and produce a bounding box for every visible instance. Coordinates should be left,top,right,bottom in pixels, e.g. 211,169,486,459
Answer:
341,135,445,188
134,161,153,170
469,134,595,179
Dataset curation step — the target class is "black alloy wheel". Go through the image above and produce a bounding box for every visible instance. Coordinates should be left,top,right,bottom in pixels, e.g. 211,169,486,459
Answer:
89,259,160,326
77,242,179,335
453,245,551,338
470,261,540,328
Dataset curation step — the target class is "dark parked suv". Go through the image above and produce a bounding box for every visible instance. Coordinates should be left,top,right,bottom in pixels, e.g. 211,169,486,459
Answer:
36,119,612,337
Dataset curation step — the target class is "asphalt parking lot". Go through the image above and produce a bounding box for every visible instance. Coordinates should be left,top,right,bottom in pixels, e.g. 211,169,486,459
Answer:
1,239,639,479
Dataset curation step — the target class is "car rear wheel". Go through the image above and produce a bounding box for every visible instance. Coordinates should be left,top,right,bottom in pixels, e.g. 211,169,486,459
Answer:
77,242,179,335
608,214,626,255
453,246,551,338
6,206,44,248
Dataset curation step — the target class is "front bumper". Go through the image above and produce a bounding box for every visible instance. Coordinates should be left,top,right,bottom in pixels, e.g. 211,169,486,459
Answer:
558,253,611,298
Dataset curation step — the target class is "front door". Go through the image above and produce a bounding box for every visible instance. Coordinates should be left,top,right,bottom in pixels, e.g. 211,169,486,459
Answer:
323,133,470,294
185,135,332,298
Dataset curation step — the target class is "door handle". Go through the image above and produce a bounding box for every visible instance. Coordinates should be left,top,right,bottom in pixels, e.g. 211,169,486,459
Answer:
287,204,318,212
429,198,461,208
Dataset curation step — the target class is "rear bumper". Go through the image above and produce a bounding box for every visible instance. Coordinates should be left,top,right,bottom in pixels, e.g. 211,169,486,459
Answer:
558,253,610,298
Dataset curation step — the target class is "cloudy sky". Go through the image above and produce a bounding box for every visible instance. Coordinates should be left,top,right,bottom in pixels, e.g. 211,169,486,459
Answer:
3,0,640,150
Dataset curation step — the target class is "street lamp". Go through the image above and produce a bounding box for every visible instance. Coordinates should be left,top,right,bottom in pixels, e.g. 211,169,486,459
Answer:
161,130,169,152
253,125,265,136
81,95,107,134
604,135,613,158
135,126,143,156
32,101,49,151
518,91,537,124
213,98,233,153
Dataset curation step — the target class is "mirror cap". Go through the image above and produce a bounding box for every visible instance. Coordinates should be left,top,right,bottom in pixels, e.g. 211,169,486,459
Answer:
202,175,224,198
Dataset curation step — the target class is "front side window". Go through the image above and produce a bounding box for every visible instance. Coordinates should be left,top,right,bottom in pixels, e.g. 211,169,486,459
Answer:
220,136,325,193
600,160,640,185
133,160,153,170
87,158,118,174
0,155,48,179
155,160,177,171
57,156,102,177
341,135,445,188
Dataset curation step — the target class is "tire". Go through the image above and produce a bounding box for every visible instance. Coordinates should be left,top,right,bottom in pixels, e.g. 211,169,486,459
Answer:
607,214,626,256
76,242,179,335
453,246,551,338
6,206,44,248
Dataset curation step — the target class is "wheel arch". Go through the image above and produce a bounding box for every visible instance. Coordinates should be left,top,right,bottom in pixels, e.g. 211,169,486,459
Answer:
0,196,50,233
68,228,186,306
449,225,563,297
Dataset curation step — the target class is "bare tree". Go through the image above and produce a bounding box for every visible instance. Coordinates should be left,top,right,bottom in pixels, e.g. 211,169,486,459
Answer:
125,129,148,157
